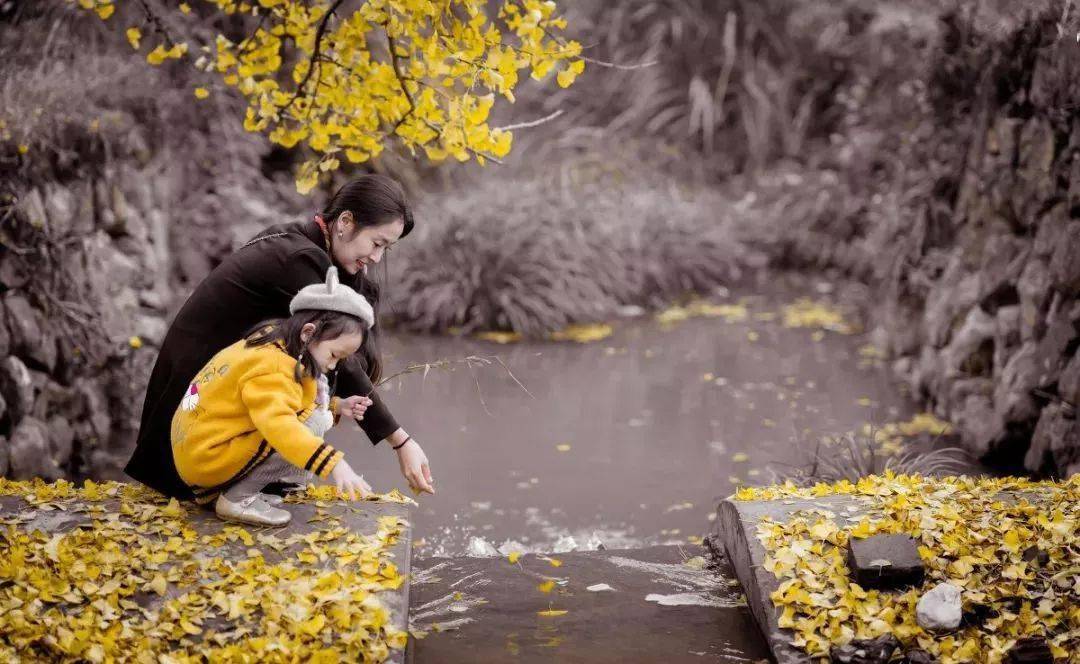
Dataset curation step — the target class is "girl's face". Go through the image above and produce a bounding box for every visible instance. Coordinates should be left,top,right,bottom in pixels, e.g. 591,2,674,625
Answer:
332,213,406,276
301,324,366,373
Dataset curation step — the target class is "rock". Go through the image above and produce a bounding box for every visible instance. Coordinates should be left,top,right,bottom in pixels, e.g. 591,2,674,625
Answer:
995,342,1042,424
900,648,936,664
829,635,900,664
43,183,76,235
135,313,168,347
0,254,30,291
4,294,39,351
1060,348,1080,408
47,415,75,469
915,582,963,630
941,307,996,378
17,187,48,230
1017,259,1051,341
1024,403,1080,476
977,235,1027,311
993,305,1021,375
8,416,62,480
924,262,980,348
0,434,8,477
466,536,499,557
1007,637,1053,664
846,534,925,589
953,393,1004,457
0,302,9,359
1049,221,1080,294
138,289,167,312
0,355,35,423
75,379,112,444
1032,203,1069,259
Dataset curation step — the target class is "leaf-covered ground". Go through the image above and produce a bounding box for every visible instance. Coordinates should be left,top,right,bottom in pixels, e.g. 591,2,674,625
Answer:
0,479,413,663
736,474,1080,663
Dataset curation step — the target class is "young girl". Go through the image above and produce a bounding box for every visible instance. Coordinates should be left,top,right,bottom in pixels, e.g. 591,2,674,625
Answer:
171,267,373,526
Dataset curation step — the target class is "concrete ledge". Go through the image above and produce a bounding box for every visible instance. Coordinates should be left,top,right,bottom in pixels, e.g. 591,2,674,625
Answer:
0,485,413,662
718,496,863,664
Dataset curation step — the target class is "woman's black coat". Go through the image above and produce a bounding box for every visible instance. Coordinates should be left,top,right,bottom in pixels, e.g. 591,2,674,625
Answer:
124,220,400,499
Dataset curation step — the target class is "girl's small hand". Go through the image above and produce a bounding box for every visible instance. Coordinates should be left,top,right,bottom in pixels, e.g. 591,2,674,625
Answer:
339,395,373,421
330,459,371,501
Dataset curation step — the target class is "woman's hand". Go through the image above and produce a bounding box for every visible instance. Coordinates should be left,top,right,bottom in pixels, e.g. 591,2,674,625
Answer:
338,395,373,421
330,459,371,500
396,438,435,495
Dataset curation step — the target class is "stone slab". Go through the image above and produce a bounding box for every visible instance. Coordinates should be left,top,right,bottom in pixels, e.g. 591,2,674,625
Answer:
0,490,413,662
405,545,770,664
717,495,864,664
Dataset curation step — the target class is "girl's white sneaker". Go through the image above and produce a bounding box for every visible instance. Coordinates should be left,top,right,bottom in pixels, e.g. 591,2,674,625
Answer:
215,494,292,527
258,492,285,506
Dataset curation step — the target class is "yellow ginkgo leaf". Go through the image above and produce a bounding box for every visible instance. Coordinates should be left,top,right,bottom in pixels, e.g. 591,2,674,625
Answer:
507,552,521,564
537,580,555,593
537,609,567,617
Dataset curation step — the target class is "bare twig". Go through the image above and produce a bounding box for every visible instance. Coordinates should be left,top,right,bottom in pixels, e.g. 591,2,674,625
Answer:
494,109,564,132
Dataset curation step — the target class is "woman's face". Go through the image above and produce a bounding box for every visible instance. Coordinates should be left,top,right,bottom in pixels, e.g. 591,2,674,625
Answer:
332,213,406,276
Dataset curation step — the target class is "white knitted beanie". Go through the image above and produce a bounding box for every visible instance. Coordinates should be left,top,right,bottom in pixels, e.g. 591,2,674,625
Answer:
289,267,374,329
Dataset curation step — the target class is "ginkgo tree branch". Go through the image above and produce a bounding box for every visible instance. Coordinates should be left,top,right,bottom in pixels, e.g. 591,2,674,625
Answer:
281,0,347,112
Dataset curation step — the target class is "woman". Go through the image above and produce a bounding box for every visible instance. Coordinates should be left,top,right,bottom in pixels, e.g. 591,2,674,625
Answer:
125,174,435,500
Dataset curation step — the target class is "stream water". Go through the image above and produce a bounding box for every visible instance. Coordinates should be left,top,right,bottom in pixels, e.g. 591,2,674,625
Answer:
330,280,923,559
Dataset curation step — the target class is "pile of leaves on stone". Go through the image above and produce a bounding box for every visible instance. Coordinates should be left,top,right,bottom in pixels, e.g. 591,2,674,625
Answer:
0,479,413,662
736,473,1079,662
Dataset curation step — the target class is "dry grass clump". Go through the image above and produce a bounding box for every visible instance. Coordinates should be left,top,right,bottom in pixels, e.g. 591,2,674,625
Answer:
774,431,976,486
385,166,748,336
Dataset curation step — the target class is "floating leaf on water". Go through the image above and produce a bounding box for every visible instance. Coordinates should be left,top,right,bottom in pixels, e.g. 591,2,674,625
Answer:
537,609,568,617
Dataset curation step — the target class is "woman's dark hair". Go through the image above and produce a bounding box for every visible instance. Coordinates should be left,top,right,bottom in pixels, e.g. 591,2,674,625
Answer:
321,174,413,383
246,310,368,383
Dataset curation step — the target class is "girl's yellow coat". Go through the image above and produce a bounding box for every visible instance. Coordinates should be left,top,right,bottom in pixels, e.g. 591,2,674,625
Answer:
171,340,342,499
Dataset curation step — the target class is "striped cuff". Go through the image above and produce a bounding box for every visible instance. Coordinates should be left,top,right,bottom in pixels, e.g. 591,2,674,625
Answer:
304,443,342,479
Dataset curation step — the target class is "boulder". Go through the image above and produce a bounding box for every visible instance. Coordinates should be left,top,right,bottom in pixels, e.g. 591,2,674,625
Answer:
0,301,9,359
47,415,75,469
75,379,112,445
993,305,1021,375
977,235,1027,311
923,262,980,348
1024,403,1080,476
0,434,8,477
42,182,76,235
953,392,1004,457
1060,348,1080,408
8,417,62,480
941,307,996,378
135,313,168,347
0,355,35,424
1032,203,1070,259
1049,221,1080,295
1017,259,1050,342
915,582,963,631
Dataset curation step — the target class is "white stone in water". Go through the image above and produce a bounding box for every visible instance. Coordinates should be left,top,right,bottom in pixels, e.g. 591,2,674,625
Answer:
916,582,963,630
497,540,528,556
553,535,578,553
465,537,499,558
586,583,614,592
